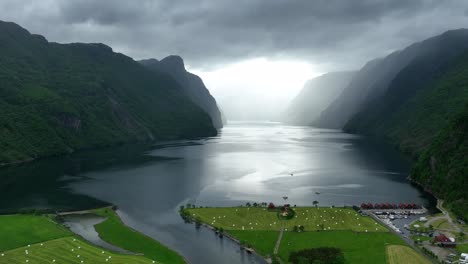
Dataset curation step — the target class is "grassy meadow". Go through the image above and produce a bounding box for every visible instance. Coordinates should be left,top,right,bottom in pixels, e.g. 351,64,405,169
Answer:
227,230,278,256
0,214,71,251
187,207,387,232
186,206,420,264
0,237,155,264
0,210,185,264
92,208,186,264
0,213,160,264
386,245,431,264
279,231,405,264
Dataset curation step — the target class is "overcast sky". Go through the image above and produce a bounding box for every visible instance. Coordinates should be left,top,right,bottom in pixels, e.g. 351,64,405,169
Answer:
1,0,468,120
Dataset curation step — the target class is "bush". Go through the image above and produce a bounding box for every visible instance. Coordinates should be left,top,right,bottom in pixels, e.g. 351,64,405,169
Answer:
288,247,345,264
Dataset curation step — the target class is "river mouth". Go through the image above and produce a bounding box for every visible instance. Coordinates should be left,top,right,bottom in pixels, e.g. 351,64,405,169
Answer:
62,213,134,254
0,122,436,264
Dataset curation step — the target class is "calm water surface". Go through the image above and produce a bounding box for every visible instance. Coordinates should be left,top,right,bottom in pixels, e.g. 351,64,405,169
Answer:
0,122,435,264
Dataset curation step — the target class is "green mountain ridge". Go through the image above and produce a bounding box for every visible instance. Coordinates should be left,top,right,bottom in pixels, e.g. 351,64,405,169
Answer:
286,28,468,220
0,21,217,165
139,56,224,129
411,105,468,220
314,28,468,129
342,31,468,220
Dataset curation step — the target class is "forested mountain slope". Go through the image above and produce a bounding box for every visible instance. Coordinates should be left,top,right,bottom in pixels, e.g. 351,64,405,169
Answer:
0,21,217,165
314,29,468,129
342,31,468,220
140,57,224,129
411,106,468,220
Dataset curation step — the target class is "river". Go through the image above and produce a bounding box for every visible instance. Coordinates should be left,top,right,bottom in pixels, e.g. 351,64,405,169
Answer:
0,122,435,264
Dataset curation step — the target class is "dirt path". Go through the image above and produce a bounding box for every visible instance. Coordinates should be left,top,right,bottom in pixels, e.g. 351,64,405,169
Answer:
425,200,465,234
273,222,285,255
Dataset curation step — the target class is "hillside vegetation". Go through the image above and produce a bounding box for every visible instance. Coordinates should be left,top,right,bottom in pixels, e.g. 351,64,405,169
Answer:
410,106,468,220
140,56,224,129
290,29,468,220
315,29,468,129
344,43,468,220
0,21,217,165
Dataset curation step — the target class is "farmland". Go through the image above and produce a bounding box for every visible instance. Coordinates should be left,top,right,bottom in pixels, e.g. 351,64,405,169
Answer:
185,206,422,263
0,210,184,264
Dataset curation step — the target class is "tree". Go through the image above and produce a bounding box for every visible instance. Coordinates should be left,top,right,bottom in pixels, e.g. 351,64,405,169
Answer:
313,201,319,208
195,217,202,229
246,202,251,207
299,225,305,232
219,227,224,238
293,225,299,232
289,247,345,264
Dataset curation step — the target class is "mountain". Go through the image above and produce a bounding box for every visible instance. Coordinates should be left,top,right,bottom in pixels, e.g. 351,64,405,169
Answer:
0,21,217,165
315,29,468,129
282,72,355,125
139,57,224,129
411,105,468,220
342,29,468,220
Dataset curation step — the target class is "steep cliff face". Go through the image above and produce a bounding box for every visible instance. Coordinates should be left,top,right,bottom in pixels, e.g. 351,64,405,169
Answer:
411,106,468,220
338,29,468,220
0,21,217,165
315,29,468,129
283,72,355,125
140,56,224,129
345,45,468,155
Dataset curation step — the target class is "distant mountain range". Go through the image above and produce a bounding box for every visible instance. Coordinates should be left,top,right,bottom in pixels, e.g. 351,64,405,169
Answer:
139,56,224,129
286,28,468,220
282,71,355,125
0,21,221,165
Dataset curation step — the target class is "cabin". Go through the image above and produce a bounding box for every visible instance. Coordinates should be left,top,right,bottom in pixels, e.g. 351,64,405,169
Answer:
434,234,456,248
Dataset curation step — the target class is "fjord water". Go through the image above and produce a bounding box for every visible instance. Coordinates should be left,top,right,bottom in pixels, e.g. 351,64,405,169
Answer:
0,122,434,264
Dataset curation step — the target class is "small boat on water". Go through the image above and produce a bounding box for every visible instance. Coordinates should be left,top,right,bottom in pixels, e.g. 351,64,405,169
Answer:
315,191,321,195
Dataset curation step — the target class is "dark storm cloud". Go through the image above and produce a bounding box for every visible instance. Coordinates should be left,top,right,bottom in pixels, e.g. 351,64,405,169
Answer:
0,0,467,70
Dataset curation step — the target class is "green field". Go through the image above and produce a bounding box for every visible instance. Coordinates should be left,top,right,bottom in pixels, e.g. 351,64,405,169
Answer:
457,243,468,254
0,210,185,264
186,207,418,263
228,230,278,256
0,237,155,264
0,215,71,251
0,213,159,264
92,208,186,264
386,245,431,264
187,207,387,232
279,231,405,263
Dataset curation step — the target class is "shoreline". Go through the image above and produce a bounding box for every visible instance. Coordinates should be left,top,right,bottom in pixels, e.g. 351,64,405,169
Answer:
197,222,270,263
183,205,401,263
58,206,189,264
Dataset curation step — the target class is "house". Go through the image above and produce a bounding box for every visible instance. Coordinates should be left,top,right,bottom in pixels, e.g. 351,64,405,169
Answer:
434,234,456,248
